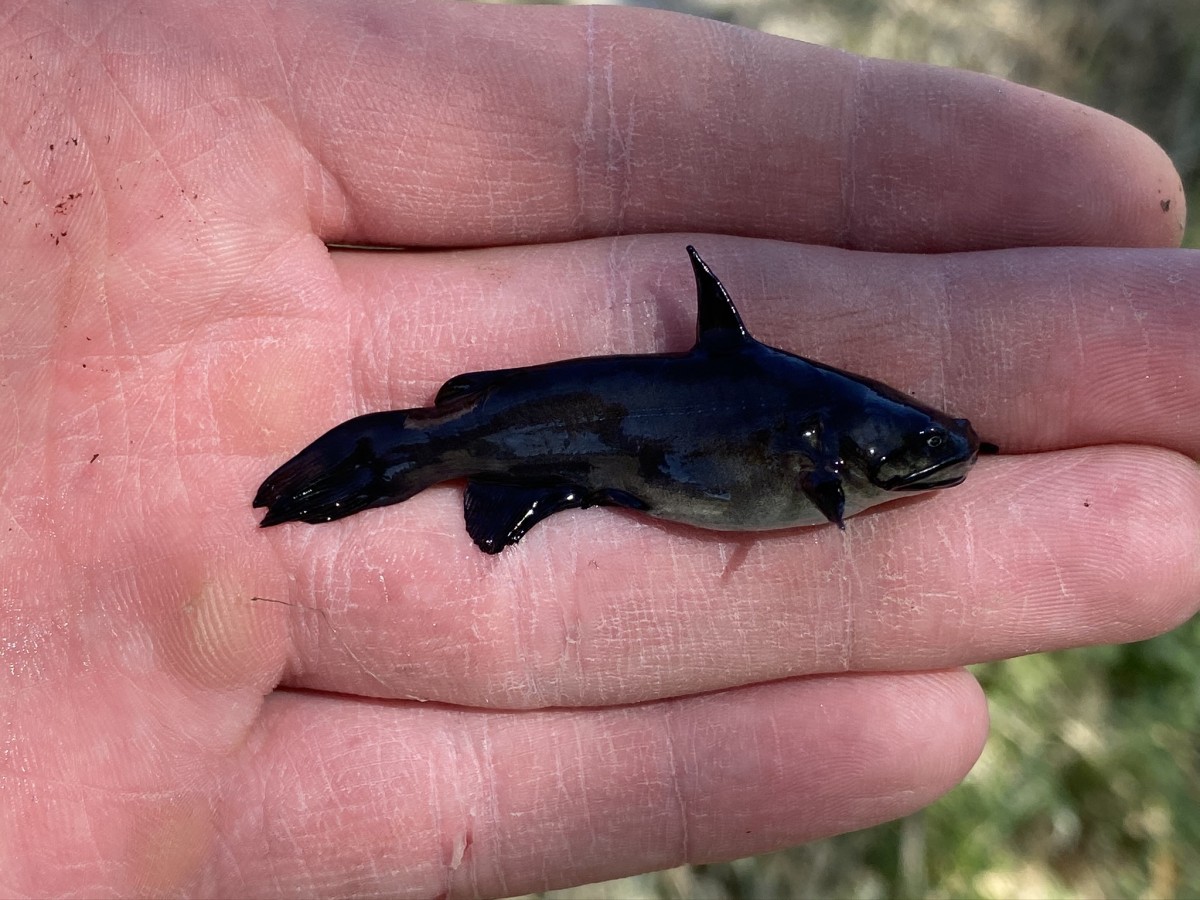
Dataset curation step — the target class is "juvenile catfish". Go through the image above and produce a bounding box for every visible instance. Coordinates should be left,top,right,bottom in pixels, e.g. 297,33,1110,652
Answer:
255,248,995,553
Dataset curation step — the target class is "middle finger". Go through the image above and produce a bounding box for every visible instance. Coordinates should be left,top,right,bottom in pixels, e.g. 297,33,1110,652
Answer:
248,237,1200,706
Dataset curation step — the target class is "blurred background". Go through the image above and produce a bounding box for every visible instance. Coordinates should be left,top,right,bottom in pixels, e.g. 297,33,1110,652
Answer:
494,0,1200,896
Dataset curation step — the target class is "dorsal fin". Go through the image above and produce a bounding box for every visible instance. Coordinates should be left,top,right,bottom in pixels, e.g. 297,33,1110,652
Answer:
688,246,751,351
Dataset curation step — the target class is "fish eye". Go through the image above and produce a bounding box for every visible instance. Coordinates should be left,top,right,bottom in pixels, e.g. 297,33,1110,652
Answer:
924,431,946,449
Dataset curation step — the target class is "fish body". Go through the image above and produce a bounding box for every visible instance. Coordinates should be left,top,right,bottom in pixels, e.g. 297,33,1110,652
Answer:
255,248,993,553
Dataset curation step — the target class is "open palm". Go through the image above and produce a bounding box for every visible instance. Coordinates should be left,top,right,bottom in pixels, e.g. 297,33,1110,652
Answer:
3,2,1198,896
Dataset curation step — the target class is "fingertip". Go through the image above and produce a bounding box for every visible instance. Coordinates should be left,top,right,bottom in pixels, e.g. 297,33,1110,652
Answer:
850,60,1187,250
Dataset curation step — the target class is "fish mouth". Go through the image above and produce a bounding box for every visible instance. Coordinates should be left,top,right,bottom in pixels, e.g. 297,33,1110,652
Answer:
873,422,999,492
880,457,974,491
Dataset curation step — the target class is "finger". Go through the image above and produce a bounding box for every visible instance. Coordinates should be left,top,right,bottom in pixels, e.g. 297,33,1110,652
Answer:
251,443,1199,706
285,1,1182,250
214,671,987,898
61,0,1184,252
236,236,1200,710
319,238,1200,458
239,238,1200,706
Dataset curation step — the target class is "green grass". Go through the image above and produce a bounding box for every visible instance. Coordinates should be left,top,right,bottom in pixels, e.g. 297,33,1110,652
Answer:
942,625,1200,898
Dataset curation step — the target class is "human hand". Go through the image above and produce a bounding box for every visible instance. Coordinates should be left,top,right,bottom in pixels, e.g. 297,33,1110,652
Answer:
3,1,1197,896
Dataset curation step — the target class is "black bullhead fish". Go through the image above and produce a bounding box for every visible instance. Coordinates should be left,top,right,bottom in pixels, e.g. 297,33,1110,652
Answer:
255,247,996,553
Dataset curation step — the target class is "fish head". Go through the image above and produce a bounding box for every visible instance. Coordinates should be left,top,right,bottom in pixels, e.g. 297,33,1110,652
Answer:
835,390,988,496
861,416,980,492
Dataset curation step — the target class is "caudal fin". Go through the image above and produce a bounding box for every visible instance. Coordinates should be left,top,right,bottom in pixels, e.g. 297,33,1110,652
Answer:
254,411,430,526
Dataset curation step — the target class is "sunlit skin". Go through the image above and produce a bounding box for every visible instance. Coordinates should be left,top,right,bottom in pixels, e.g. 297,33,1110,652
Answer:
2,1,1199,897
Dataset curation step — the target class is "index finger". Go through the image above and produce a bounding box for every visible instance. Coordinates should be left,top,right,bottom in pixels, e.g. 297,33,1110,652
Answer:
261,0,1184,250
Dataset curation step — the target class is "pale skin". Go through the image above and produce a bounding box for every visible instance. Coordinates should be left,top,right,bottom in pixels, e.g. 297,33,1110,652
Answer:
2,1,1199,896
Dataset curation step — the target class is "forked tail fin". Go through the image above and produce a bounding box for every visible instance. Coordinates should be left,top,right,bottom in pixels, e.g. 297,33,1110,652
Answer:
254,411,434,526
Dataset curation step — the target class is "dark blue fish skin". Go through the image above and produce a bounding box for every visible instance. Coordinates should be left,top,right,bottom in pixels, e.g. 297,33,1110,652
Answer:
255,248,994,553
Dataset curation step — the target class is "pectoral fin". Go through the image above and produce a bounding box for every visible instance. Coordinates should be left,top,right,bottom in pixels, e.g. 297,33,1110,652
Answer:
464,481,650,553
464,481,586,553
801,470,846,530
